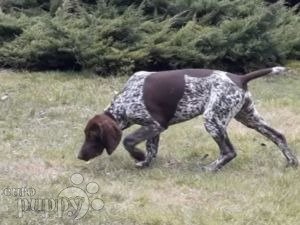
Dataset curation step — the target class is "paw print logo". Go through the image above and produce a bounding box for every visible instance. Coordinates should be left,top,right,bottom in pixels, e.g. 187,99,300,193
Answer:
57,173,104,220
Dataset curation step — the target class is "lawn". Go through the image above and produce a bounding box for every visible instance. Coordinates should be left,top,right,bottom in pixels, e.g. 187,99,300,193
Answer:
1,63,300,225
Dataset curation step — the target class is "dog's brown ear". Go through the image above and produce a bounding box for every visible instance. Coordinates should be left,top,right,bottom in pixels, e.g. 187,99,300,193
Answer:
100,118,122,155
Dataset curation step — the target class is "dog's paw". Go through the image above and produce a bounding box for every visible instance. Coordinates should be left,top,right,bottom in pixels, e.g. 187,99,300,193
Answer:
135,161,150,169
200,164,220,172
131,151,146,162
286,158,299,168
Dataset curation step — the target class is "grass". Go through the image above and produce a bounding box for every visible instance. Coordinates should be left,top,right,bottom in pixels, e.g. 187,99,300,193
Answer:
0,62,300,225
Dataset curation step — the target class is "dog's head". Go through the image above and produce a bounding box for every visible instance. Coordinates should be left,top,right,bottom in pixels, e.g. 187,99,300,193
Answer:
78,114,122,161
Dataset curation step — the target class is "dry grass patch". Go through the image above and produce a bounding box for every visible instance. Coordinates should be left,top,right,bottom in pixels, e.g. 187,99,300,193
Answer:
1,63,300,224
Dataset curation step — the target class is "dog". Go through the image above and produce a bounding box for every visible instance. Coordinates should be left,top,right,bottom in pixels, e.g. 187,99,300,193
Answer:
78,67,298,171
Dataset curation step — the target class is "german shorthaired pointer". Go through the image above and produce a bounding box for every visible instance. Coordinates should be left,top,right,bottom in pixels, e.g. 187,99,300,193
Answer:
78,67,298,171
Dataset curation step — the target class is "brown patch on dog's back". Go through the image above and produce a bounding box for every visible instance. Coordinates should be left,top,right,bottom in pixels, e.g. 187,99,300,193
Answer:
143,69,214,128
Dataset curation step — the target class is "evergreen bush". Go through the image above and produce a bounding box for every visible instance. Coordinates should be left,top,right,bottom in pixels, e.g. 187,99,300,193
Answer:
0,0,299,74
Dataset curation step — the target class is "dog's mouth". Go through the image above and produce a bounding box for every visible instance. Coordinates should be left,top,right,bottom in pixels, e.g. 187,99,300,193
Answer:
82,158,95,165
77,153,89,161
77,151,101,162
77,141,105,162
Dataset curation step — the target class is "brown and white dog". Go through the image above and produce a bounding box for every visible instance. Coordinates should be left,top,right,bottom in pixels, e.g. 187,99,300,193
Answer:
78,67,298,171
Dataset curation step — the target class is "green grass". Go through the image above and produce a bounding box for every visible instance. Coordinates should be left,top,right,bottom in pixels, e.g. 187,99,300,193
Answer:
1,62,300,225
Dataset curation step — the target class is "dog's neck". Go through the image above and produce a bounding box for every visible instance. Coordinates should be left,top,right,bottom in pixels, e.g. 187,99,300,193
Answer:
103,110,117,122
104,104,129,130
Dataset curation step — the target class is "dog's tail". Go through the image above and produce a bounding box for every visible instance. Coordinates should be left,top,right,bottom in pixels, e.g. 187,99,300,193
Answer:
241,66,286,85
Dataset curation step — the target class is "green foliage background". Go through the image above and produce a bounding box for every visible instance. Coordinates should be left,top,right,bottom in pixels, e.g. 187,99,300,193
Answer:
0,0,299,74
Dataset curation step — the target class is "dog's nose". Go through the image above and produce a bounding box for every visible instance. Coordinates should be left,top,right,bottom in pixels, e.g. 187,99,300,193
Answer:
77,152,88,161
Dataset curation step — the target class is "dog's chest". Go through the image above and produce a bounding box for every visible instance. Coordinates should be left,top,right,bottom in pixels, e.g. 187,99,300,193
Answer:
113,72,154,125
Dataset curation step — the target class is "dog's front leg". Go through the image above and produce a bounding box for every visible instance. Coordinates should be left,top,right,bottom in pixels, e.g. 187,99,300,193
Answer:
123,124,164,168
147,135,160,158
135,135,160,168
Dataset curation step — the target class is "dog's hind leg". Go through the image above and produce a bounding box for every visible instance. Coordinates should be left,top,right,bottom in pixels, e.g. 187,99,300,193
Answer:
235,98,298,167
201,87,245,171
202,105,240,171
202,116,237,172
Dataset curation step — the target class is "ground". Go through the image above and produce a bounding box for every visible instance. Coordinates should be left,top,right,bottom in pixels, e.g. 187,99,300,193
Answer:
0,62,300,225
